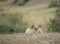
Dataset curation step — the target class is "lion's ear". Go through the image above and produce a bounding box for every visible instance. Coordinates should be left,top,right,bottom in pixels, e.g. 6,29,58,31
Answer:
39,25,41,27
31,25,34,28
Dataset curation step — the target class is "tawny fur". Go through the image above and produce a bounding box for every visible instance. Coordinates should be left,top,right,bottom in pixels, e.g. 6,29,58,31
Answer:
25,25,43,34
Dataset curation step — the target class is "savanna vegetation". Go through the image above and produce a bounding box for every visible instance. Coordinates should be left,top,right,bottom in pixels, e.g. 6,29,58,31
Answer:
0,8,30,33
0,0,58,34
47,18,58,32
48,0,58,8
0,0,60,44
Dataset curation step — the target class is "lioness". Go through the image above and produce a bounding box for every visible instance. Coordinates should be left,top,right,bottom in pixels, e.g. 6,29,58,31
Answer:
25,25,43,34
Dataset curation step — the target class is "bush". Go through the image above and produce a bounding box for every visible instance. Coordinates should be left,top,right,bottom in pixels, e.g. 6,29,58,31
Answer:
47,18,58,32
16,22,29,33
0,12,29,33
0,24,13,34
48,0,58,8
0,22,29,34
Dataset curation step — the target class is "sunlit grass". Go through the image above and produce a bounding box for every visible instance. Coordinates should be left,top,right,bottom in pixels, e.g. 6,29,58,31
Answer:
1,5,57,30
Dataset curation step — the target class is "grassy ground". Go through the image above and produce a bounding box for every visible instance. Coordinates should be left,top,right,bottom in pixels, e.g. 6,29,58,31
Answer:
0,33,60,44
2,5,57,30
0,0,59,44
2,6,57,24
0,0,58,32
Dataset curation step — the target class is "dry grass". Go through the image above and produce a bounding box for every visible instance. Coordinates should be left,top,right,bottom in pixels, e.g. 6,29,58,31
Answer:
2,5,57,30
0,0,59,44
3,5,57,24
0,33,60,44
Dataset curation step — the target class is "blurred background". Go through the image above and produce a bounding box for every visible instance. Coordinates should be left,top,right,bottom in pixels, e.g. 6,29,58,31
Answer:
0,0,58,33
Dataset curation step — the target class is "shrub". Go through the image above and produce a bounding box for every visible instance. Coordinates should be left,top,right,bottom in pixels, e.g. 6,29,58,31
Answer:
48,0,58,8
0,24,13,34
0,23,29,34
16,22,29,33
0,12,29,33
47,18,58,32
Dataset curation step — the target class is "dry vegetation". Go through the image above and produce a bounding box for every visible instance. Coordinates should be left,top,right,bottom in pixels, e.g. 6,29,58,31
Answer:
0,33,60,44
0,0,57,31
2,5,57,31
0,0,59,44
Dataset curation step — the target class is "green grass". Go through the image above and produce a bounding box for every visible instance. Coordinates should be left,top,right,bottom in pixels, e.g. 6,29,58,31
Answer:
0,5,57,31
6,5,57,25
